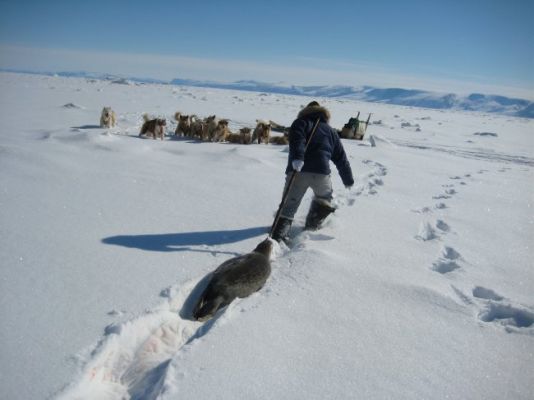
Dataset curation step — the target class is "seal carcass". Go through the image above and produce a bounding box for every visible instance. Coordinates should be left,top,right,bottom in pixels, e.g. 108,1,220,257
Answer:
193,238,273,321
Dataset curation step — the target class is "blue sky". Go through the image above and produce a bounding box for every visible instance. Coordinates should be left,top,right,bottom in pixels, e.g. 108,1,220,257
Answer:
0,0,532,97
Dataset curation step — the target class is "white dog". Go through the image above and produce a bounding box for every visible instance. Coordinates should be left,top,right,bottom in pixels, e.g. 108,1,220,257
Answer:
100,107,116,128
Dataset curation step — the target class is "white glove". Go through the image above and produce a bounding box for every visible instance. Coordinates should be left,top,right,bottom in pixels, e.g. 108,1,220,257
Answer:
292,160,304,172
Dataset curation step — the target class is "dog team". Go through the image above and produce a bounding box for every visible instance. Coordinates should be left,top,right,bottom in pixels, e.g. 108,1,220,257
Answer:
100,106,286,144
173,112,284,145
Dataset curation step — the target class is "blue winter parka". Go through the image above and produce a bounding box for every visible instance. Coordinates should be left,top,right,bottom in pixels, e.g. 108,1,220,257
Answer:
286,104,354,187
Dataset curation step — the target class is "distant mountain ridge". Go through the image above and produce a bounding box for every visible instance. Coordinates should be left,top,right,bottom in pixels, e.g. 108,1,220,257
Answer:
170,78,534,118
1,68,532,118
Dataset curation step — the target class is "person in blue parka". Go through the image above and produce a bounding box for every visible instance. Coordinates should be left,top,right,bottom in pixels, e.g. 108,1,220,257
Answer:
271,101,354,242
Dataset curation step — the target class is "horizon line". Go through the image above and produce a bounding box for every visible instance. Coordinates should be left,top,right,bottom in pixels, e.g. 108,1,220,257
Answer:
1,67,533,103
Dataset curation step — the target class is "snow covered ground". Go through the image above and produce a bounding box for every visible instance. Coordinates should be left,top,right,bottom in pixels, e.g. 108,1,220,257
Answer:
0,71,533,400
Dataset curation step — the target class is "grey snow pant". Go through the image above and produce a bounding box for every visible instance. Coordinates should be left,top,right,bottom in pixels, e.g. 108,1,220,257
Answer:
279,172,333,220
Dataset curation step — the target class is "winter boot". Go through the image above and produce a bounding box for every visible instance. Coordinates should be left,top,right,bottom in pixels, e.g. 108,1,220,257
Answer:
271,217,292,243
305,199,336,231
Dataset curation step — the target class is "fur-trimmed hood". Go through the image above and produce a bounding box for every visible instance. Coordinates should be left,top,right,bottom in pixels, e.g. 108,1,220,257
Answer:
297,104,331,122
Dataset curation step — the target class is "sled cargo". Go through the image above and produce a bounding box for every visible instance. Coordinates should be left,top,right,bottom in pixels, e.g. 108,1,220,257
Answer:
340,112,372,140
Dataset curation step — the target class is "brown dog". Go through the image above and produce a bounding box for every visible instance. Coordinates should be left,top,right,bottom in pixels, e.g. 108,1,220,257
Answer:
174,111,182,135
190,116,205,140
140,114,166,140
226,132,242,143
204,115,218,141
253,120,271,144
212,119,230,142
240,127,252,144
226,127,252,144
176,114,192,137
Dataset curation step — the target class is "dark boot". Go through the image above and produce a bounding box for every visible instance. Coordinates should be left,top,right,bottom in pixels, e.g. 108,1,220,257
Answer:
271,217,292,243
305,200,336,231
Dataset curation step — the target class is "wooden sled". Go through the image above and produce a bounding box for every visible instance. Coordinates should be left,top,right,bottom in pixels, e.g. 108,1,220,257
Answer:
340,112,372,140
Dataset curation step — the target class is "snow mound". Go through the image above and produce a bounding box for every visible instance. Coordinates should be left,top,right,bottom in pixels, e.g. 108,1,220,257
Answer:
62,102,85,109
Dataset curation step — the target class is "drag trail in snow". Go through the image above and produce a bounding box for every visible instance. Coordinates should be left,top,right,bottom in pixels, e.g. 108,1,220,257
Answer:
57,161,388,400
57,277,207,400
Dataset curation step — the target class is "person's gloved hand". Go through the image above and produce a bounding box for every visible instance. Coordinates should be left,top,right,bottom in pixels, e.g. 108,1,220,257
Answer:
292,160,304,172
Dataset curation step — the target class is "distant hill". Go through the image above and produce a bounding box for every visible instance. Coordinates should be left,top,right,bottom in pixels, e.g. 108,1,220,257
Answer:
170,78,534,119
1,68,531,118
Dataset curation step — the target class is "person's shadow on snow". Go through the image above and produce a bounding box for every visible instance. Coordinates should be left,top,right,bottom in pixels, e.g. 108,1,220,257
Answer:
102,226,268,253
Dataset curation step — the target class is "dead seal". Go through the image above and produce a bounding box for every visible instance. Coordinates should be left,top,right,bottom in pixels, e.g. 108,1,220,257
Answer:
193,238,273,321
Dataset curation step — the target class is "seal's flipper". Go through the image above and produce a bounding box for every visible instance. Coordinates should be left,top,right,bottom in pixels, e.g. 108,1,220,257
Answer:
192,294,225,322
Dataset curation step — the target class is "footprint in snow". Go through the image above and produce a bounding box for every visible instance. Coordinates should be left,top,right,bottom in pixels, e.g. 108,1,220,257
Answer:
472,286,504,301
432,260,461,274
431,245,462,274
455,285,534,334
435,219,450,232
440,245,460,260
433,188,456,200
416,219,450,241
478,302,534,333
415,221,438,241
362,159,388,177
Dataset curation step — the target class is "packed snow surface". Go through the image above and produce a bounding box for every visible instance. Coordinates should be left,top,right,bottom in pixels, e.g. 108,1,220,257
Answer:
0,72,533,400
